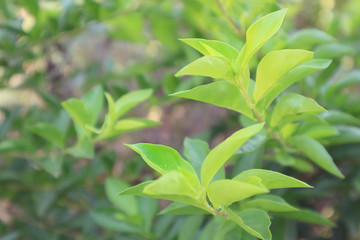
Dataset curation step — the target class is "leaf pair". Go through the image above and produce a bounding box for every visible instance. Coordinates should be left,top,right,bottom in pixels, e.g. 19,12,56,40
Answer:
120,123,313,239
60,85,159,158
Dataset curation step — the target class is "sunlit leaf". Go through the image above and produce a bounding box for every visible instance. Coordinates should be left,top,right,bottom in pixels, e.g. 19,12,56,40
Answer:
201,123,264,188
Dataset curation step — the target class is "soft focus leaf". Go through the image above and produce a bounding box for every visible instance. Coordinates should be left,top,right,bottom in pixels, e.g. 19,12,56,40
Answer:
114,89,153,118
228,209,271,240
270,93,326,126
159,202,208,215
290,135,344,178
28,122,64,148
274,209,335,226
62,98,95,128
288,28,335,49
105,177,138,216
243,195,298,212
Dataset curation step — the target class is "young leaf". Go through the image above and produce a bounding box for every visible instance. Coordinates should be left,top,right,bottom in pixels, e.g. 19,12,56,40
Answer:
290,135,344,178
184,138,225,182
253,49,313,102
34,154,63,178
234,169,312,189
175,55,232,79
256,59,332,110
273,209,335,226
62,98,95,128
180,38,239,61
228,209,271,240
114,89,153,118
270,93,326,127
184,138,210,177
243,195,298,212
235,9,287,69
143,171,200,199
114,118,160,132
126,143,196,175
207,179,268,209
171,81,253,118
66,135,94,159
105,177,138,216
119,181,208,211
201,123,264,188
159,202,209,215
28,122,64,148
81,85,104,125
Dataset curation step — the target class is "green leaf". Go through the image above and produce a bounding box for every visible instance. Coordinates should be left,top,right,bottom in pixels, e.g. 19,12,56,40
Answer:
66,135,94,159
320,110,360,126
234,169,312,189
126,143,196,175
290,135,344,178
243,195,298,212
207,179,268,208
288,28,335,49
143,171,199,199
256,59,331,110
159,202,208,215
295,122,338,139
270,93,326,127
139,196,159,232
98,118,160,140
171,81,253,118
119,181,209,213
62,98,95,128
114,118,160,132
28,122,64,148
178,215,205,240
273,209,335,226
184,137,225,182
34,154,63,178
236,9,287,69
175,55,232,79
90,208,142,234
180,38,239,61
254,49,313,102
114,89,153,118
321,125,360,146
228,209,271,240
105,177,138,216
201,123,264,188
315,43,353,59
324,70,360,100
81,85,104,125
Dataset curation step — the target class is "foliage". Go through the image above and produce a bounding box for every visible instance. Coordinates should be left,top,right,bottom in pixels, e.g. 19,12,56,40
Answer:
1,1,360,240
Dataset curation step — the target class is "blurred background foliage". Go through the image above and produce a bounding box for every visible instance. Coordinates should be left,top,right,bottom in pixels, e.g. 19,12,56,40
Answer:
0,0,359,239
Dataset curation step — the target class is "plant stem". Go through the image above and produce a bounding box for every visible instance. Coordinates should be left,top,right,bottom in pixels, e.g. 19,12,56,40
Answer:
237,84,287,147
215,0,245,39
